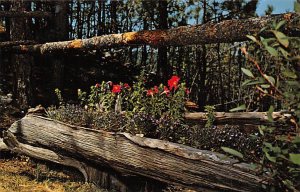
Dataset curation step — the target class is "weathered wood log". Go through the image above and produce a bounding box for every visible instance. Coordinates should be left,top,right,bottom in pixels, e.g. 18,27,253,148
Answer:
0,40,36,48
8,13,300,54
184,111,293,126
0,11,52,18
3,115,267,192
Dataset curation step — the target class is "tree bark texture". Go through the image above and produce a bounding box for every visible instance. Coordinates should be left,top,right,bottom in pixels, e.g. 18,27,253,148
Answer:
3,115,267,192
0,11,52,18
6,13,299,54
184,111,293,126
9,1,34,109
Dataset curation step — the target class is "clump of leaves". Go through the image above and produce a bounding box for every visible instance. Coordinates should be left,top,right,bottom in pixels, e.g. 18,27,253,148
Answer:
237,12,300,190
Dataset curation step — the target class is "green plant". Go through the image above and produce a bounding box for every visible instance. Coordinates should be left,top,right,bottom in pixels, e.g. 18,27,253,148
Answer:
204,105,215,128
238,13,300,190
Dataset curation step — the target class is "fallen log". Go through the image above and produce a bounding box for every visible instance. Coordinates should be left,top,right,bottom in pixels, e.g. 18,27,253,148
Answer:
8,13,300,54
0,11,52,18
184,111,293,126
0,40,36,48
3,115,267,192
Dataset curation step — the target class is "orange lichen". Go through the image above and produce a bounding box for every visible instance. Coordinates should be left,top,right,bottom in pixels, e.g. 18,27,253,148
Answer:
122,32,137,43
68,39,83,49
283,13,293,23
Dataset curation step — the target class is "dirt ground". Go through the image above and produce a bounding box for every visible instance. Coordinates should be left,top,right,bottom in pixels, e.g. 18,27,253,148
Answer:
0,105,108,192
0,153,108,192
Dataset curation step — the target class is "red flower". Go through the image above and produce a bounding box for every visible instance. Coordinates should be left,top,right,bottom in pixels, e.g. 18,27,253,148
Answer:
185,88,190,95
153,86,159,94
168,75,180,90
95,83,100,88
147,89,154,96
124,83,130,89
112,84,121,93
163,86,170,96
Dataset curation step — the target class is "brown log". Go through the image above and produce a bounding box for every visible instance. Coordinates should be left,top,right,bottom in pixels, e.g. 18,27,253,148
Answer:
184,111,293,125
7,13,300,54
0,11,52,18
0,40,36,48
3,115,267,192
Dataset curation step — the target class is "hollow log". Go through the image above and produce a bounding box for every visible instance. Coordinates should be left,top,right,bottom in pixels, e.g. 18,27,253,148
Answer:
184,111,293,126
8,13,300,54
3,115,267,192
0,11,52,18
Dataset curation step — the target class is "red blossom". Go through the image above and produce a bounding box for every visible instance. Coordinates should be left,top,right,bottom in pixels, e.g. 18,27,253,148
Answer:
147,89,154,96
112,84,121,93
168,75,180,90
163,86,170,96
124,83,130,89
185,88,190,95
153,86,159,94
95,83,100,88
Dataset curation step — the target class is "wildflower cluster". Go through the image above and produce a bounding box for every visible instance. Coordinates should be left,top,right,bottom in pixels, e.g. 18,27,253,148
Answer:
49,75,190,141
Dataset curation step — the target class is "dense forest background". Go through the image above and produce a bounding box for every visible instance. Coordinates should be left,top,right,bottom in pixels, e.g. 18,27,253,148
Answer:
0,0,289,111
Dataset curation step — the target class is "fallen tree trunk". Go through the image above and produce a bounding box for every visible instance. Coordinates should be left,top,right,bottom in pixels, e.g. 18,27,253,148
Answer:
0,11,52,18
0,40,36,48
3,115,266,192
7,13,300,54
184,111,293,126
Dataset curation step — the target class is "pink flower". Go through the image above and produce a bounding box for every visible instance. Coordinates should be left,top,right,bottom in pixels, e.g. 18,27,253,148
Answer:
112,84,121,93
168,75,180,90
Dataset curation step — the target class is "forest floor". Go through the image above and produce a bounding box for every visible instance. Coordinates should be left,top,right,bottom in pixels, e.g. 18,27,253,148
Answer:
0,105,108,192
0,106,191,192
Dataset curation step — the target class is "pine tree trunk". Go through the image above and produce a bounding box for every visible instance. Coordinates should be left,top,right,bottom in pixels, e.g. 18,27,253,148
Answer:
10,1,34,109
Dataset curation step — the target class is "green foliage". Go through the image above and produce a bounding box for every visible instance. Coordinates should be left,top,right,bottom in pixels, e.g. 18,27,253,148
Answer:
221,147,244,159
204,105,215,128
240,17,300,190
48,75,189,141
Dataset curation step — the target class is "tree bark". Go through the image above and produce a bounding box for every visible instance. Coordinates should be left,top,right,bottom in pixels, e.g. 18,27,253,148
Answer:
7,13,299,54
3,115,267,192
0,11,52,18
9,1,34,109
184,111,293,126
0,40,36,48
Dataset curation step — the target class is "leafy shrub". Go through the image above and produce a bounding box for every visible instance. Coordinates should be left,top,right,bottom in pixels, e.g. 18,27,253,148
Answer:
239,14,300,190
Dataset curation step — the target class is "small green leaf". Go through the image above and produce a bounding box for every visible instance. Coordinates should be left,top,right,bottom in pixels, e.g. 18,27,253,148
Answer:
230,104,246,112
241,68,255,78
283,70,297,79
221,147,244,159
292,136,300,144
246,35,260,45
265,152,276,163
242,79,253,86
264,74,276,86
279,47,289,59
271,30,289,48
265,46,278,57
275,20,286,30
261,84,270,88
267,105,274,122
283,179,295,190
258,126,265,136
290,154,300,165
